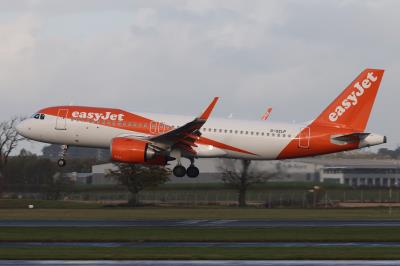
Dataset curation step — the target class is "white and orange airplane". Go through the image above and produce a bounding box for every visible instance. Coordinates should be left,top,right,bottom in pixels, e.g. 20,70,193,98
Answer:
17,69,386,177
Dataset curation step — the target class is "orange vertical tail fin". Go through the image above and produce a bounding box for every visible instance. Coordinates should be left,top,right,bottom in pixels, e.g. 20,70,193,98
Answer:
313,68,384,131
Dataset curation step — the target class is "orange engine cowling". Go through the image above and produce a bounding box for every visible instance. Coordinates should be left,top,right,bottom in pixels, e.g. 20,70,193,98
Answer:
111,137,166,165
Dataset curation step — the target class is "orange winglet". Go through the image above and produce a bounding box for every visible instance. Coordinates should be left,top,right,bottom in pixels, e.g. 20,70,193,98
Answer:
199,97,219,120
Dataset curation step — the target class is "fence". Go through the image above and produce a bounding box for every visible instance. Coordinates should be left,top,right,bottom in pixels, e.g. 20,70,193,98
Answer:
58,188,400,208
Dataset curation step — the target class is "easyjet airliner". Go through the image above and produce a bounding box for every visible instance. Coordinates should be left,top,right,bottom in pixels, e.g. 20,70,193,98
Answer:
16,69,386,177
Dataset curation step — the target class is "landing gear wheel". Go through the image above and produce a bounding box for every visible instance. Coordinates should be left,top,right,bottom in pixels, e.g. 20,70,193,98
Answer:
173,165,186,177
186,166,199,178
57,158,66,167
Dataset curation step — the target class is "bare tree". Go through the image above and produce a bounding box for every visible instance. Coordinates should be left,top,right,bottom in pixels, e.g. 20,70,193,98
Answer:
0,118,25,194
0,118,25,173
108,163,170,206
219,159,280,207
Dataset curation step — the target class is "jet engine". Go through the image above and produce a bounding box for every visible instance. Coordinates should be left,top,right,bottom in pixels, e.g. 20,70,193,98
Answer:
111,137,166,165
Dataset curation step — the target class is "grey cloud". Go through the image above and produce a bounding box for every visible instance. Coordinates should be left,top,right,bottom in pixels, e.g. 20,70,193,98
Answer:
0,0,399,153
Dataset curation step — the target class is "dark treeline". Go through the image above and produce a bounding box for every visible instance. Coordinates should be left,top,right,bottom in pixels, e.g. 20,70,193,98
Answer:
377,147,400,159
1,148,106,198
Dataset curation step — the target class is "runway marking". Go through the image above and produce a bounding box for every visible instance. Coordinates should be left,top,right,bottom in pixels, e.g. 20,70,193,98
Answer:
206,220,238,225
178,220,209,225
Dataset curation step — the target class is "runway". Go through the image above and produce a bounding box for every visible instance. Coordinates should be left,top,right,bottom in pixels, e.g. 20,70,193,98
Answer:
1,241,400,248
0,261,400,266
0,219,400,227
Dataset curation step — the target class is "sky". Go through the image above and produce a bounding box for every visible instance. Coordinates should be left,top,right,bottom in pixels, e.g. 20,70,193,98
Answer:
0,0,399,154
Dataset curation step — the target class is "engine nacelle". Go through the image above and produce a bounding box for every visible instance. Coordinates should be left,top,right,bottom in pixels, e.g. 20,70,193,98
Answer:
111,137,166,165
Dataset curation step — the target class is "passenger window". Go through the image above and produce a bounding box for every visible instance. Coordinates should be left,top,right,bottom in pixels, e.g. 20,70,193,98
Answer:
40,114,45,120
256,132,259,136
219,129,222,133
267,133,270,136
225,130,228,133
234,130,238,134
229,130,233,133
251,132,254,135
283,134,286,138
245,131,248,135
272,133,275,137
240,131,243,134
261,132,264,136
277,134,280,137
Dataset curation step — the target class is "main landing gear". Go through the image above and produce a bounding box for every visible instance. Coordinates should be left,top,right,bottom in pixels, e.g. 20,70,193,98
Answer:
172,158,200,178
57,145,68,167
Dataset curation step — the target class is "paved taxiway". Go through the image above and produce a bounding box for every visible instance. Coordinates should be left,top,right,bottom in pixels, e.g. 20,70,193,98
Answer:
1,219,400,227
1,261,400,266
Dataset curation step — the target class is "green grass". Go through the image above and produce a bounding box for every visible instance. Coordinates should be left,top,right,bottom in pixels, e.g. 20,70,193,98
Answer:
1,227,400,242
0,246,399,260
0,207,399,220
0,199,102,209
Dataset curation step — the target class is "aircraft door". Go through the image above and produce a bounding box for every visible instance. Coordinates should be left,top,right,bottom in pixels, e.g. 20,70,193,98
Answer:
150,121,158,134
55,109,69,130
298,127,310,149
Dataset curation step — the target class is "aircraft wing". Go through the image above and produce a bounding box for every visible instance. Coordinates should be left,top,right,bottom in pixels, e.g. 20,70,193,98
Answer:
148,97,219,155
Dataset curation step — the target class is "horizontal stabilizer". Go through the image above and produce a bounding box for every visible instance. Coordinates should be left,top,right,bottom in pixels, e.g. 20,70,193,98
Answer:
332,132,371,142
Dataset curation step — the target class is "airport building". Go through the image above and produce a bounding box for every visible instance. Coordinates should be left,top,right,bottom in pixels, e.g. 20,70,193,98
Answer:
315,159,400,187
69,158,400,188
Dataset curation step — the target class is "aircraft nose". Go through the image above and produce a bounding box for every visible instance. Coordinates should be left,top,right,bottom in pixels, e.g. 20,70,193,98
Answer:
16,120,28,137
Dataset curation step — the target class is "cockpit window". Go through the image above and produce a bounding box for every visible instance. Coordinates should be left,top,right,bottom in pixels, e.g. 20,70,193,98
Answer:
32,113,45,120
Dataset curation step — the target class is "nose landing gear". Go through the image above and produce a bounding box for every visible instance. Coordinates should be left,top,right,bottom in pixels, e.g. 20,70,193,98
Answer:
57,145,68,167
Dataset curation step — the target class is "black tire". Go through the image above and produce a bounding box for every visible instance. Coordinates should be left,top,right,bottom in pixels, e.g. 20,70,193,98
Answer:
173,165,186,177
57,159,66,167
187,166,200,178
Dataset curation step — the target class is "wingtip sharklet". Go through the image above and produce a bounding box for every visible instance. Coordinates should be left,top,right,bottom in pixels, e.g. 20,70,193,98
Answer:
199,97,219,120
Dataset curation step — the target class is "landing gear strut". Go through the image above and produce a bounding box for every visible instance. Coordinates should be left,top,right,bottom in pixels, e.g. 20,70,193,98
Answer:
57,145,68,167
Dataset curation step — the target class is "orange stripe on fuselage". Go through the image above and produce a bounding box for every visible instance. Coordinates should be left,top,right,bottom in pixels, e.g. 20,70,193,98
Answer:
277,124,359,160
39,106,257,156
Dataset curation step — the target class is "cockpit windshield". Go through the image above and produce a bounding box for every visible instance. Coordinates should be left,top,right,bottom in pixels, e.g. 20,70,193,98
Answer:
32,113,45,120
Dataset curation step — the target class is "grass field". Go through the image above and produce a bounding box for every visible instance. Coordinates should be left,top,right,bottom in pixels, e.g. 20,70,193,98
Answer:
0,246,399,260
0,199,102,209
0,227,400,242
0,206,398,220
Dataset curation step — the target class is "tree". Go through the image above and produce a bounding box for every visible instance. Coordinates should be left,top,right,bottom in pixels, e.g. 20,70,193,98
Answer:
219,159,280,207
108,163,170,206
43,172,73,200
0,118,25,193
4,150,59,194
0,118,24,171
